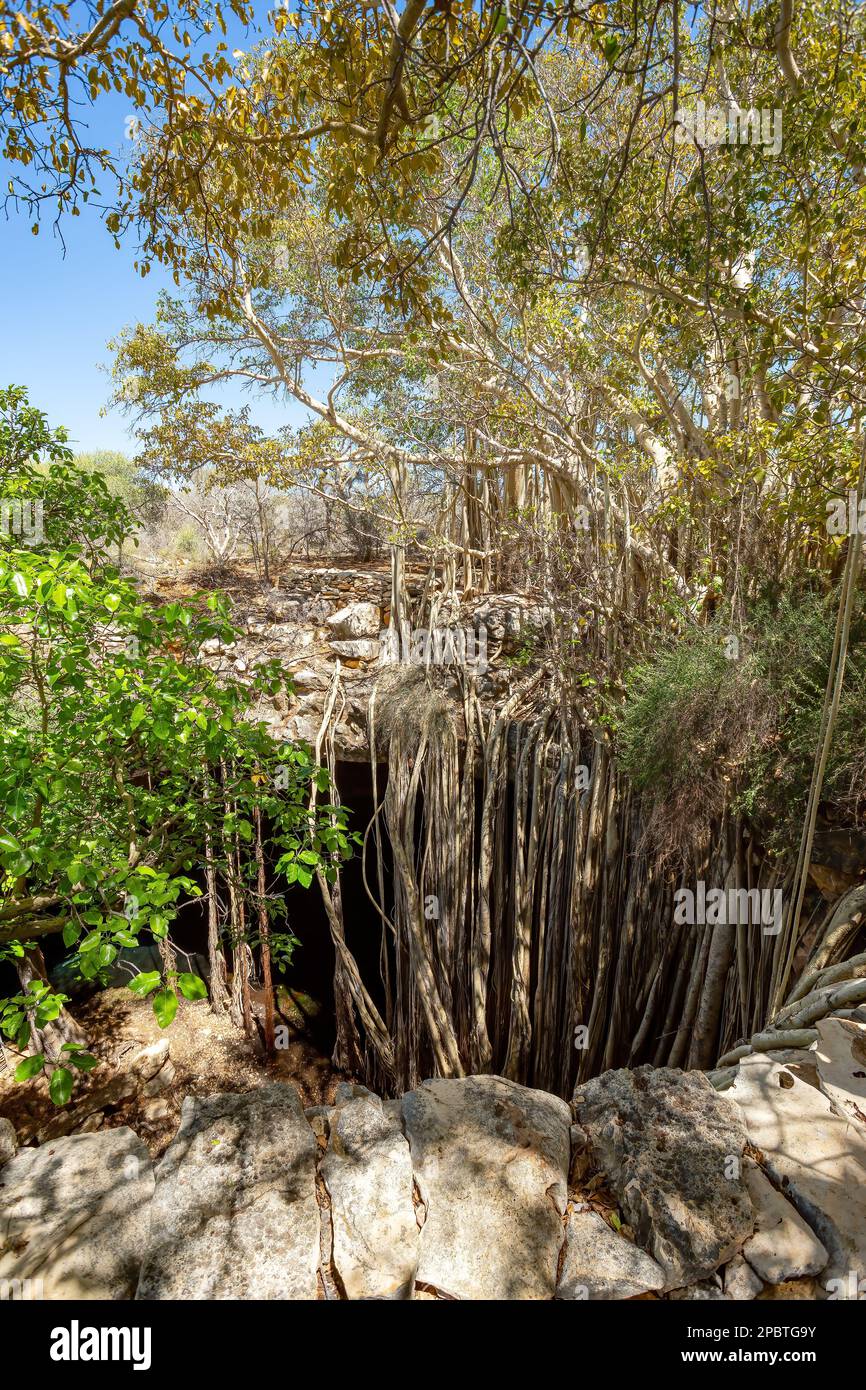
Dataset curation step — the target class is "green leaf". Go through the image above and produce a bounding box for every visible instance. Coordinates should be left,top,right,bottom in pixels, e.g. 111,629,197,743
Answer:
49,1066,74,1105
68,1051,98,1072
35,996,64,1026
152,987,178,1028
14,1054,45,1082
127,969,161,997
130,702,147,730
177,972,207,1001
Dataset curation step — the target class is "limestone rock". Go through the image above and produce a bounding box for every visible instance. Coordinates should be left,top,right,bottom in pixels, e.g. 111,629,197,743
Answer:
130,1039,170,1082
321,1092,418,1299
730,1052,866,1298
325,602,380,640
401,1074,570,1300
333,1081,377,1104
557,1207,666,1300
573,1067,753,1288
724,1254,764,1301
762,1050,821,1091
742,1159,827,1283
0,1127,153,1298
304,1106,331,1139
136,1083,320,1300
815,1017,866,1128
0,1117,17,1165
76,1114,105,1134
140,1098,172,1124
142,1059,176,1097
328,638,380,661
291,665,331,692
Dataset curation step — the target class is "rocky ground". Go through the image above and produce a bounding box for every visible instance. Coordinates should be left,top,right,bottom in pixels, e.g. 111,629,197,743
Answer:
139,558,545,761
1,1010,864,1300
0,988,349,1160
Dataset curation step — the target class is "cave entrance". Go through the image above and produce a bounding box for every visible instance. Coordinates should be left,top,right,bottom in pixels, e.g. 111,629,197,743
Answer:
279,756,391,1060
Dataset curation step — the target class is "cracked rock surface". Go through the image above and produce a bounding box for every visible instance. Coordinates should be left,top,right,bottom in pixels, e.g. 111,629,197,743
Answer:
136,1083,320,1299
5,1050,863,1300
401,1074,571,1300
572,1066,753,1288
0,1126,153,1299
321,1090,419,1300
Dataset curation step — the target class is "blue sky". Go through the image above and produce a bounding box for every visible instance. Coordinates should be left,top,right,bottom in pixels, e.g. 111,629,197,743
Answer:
0,4,310,456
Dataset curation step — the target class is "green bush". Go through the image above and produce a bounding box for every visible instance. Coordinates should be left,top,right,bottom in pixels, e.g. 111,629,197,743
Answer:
73,449,167,525
618,591,866,853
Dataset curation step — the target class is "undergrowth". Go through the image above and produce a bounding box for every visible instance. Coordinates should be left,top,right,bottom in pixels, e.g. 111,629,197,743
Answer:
617,589,866,856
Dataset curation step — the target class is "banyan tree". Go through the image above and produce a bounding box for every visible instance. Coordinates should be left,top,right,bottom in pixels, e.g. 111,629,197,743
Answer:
99,0,866,1097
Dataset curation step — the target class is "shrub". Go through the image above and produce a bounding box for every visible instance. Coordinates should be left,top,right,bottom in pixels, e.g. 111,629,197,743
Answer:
618,590,866,856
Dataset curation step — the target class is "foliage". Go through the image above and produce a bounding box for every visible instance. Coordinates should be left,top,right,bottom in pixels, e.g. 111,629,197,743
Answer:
96,1,866,640
73,449,166,525
0,386,352,1102
1,0,252,226
618,594,866,855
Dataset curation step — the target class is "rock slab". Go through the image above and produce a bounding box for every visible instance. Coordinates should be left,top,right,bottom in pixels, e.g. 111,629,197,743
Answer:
136,1083,320,1299
730,1053,866,1298
402,1074,571,1300
815,1018,866,1129
724,1254,764,1301
573,1067,753,1287
742,1159,828,1283
321,1092,418,1299
557,1207,666,1300
0,1127,153,1298
325,602,380,639
0,1118,17,1166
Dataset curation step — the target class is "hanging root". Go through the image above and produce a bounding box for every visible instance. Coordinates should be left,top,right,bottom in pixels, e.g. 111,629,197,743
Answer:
310,658,866,1099
713,952,866,1075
